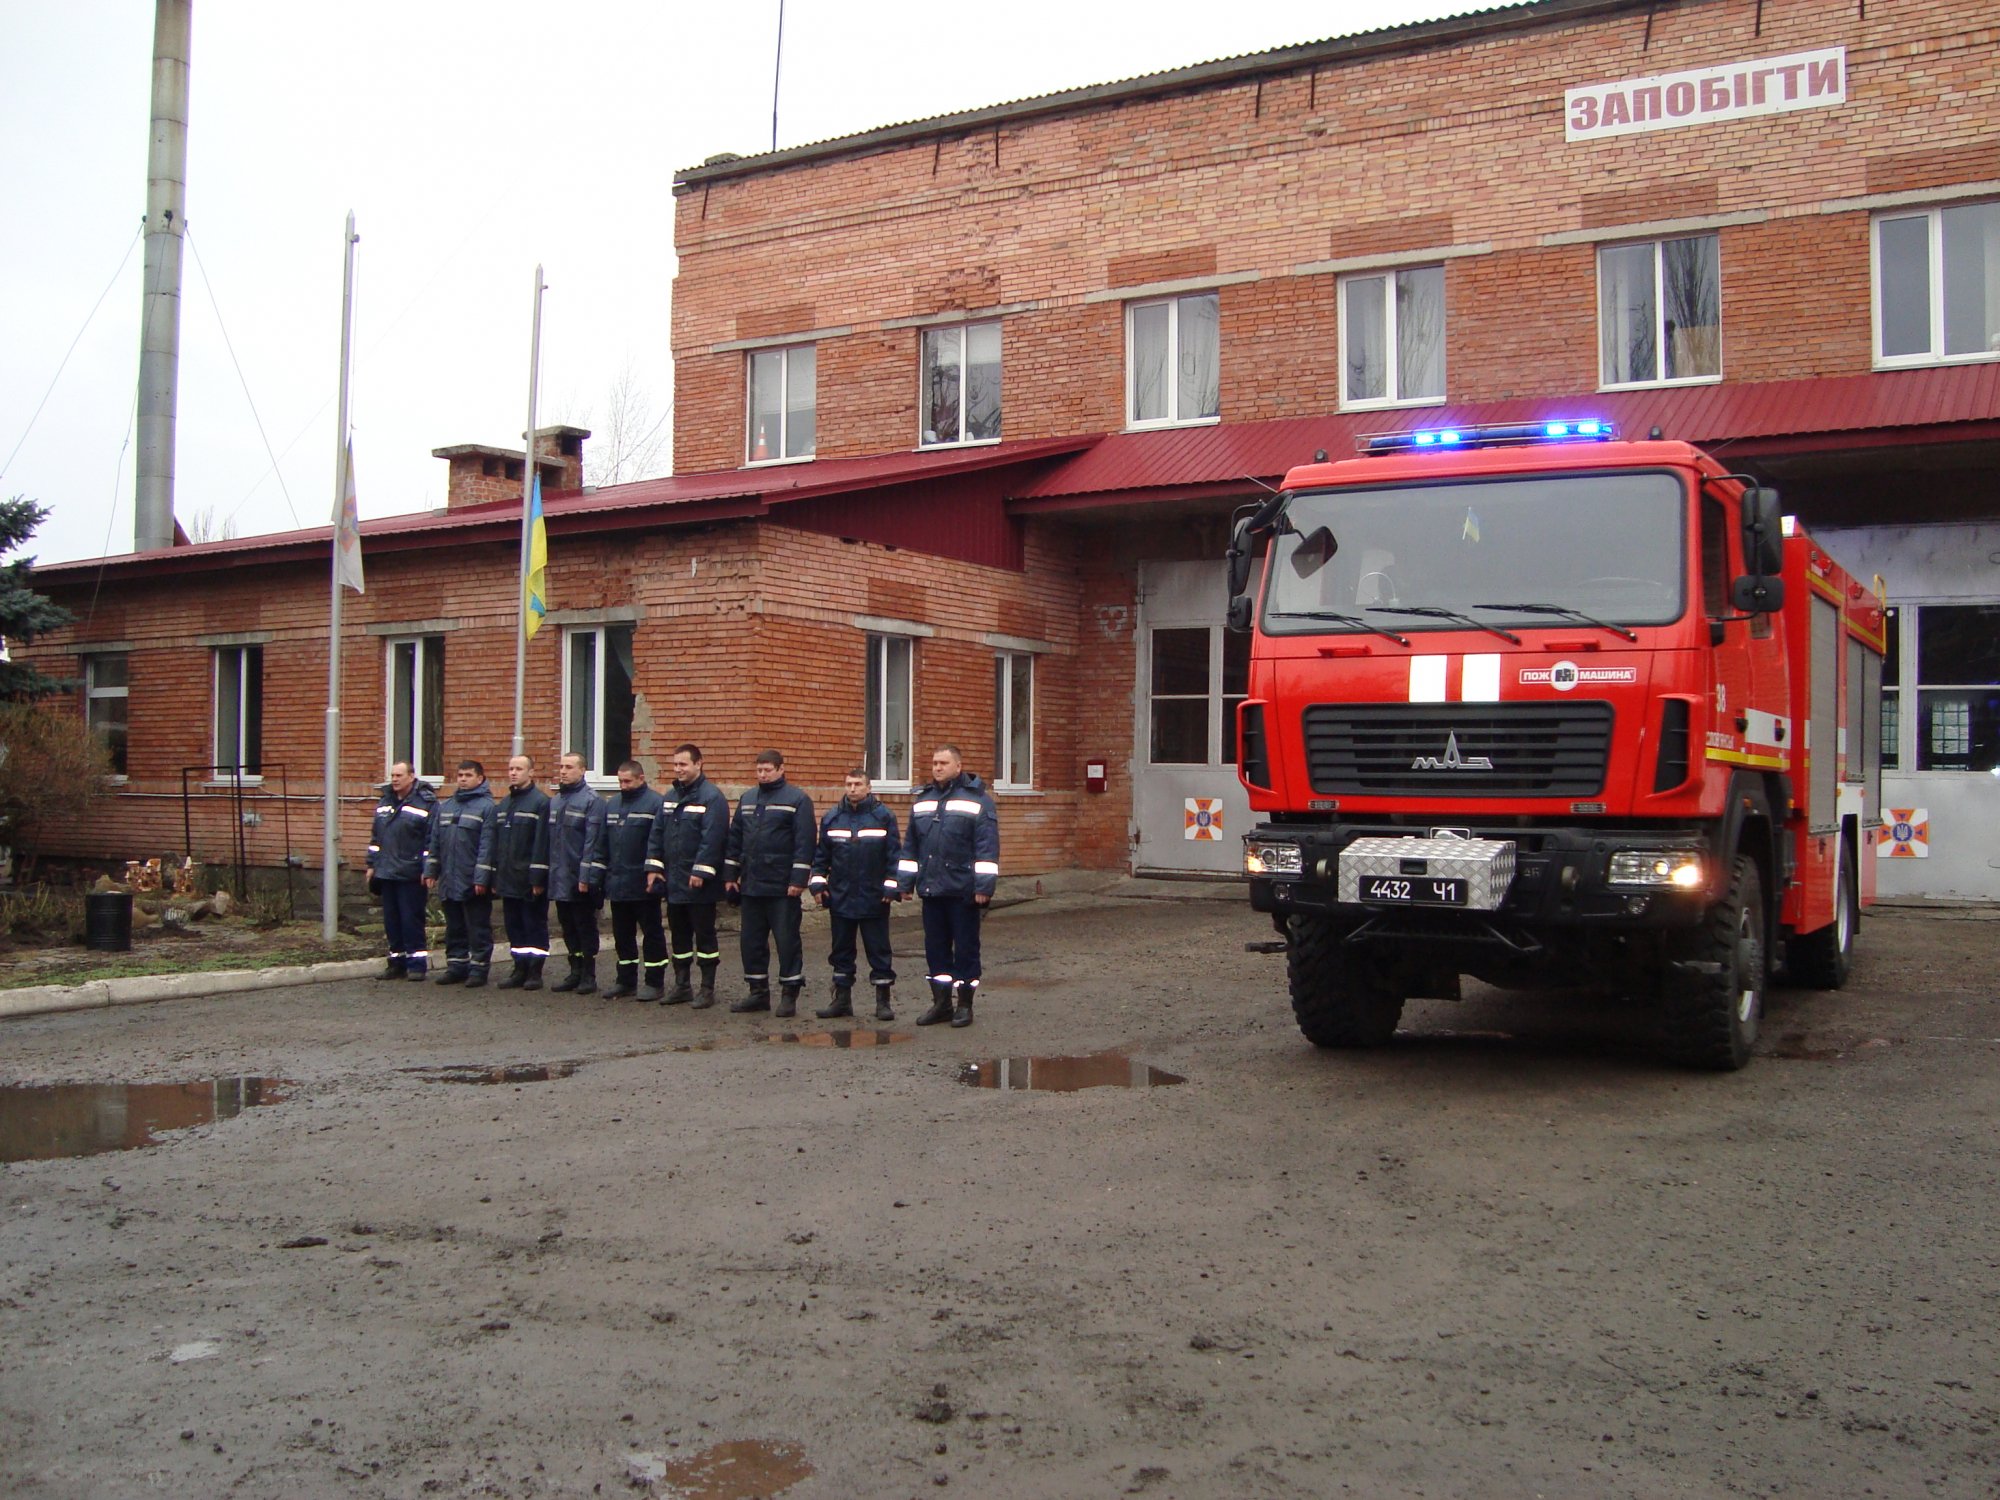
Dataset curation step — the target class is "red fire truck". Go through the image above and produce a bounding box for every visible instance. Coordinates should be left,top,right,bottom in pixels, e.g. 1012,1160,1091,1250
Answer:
1228,421,1887,1070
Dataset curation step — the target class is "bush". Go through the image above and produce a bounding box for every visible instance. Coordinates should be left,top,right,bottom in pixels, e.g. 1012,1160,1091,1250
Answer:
0,703,113,865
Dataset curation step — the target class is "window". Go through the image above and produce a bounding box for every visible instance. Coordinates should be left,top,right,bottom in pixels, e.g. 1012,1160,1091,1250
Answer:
864,634,913,785
213,645,262,778
1340,266,1445,407
1874,202,2000,366
1147,626,1246,765
386,636,445,779
1127,292,1220,427
564,625,635,778
1881,606,1901,770
921,323,1001,446
747,345,816,462
1599,234,1720,387
84,654,128,777
1914,604,2000,772
993,653,1033,787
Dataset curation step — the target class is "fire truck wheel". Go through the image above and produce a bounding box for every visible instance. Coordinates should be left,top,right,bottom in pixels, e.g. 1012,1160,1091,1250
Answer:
1785,837,1856,990
1286,915,1404,1047
1664,854,1764,1071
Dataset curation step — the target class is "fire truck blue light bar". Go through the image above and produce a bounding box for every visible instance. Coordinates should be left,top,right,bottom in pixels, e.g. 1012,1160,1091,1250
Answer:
1360,419,1617,454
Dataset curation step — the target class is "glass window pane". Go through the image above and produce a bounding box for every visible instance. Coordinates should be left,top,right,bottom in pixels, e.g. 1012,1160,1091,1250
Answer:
866,638,884,778
391,642,416,767
1130,302,1169,421
1878,216,1932,358
922,327,961,446
993,656,1006,775
1150,700,1209,765
1150,627,1210,696
1222,627,1249,697
604,627,635,768
1881,690,1901,770
1661,235,1720,378
1177,293,1220,420
1008,653,1032,784
885,636,911,782
420,637,446,778
1599,243,1656,384
785,346,816,458
1344,276,1387,402
1916,604,2000,685
242,646,263,776
1395,266,1445,399
966,322,1002,441
88,689,128,776
1917,689,2000,771
88,655,127,691
749,350,782,459
568,631,597,767
216,651,241,772
1881,606,1900,686
1940,201,2000,357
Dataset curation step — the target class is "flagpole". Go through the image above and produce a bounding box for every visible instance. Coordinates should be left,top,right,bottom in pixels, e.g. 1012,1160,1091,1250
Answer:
323,211,358,943
513,264,544,759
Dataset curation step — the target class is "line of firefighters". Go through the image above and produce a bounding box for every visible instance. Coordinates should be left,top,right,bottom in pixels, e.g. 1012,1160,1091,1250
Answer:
364,742,1000,1029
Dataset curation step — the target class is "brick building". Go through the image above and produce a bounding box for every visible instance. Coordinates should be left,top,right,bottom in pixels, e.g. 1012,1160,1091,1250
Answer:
24,0,2000,898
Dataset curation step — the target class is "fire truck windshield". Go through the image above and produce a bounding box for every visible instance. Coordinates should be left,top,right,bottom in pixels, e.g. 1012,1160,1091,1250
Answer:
1262,470,1685,634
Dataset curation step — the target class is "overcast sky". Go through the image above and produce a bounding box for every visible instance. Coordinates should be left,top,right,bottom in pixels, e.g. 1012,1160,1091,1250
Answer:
1,0,1497,563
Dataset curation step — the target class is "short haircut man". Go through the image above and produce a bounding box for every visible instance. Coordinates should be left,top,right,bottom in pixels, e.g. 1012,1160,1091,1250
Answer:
458,758,486,778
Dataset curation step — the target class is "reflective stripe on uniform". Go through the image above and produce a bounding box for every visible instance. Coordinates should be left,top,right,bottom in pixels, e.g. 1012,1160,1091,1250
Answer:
911,800,939,815
826,828,853,841
945,798,984,815
692,863,717,876
855,828,888,839
974,861,1000,876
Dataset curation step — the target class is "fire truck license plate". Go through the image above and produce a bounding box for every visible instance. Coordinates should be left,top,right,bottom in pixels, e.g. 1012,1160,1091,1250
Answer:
1359,876,1468,906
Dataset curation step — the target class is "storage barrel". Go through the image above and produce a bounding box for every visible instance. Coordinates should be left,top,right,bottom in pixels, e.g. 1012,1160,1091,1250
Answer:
83,890,133,952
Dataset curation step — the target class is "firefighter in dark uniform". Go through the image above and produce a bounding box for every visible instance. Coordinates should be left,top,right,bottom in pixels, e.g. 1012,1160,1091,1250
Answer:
424,759,498,987
900,744,998,1027
547,750,607,995
366,760,438,981
723,749,815,1017
603,758,669,1001
808,768,903,1021
492,753,552,990
646,742,729,1008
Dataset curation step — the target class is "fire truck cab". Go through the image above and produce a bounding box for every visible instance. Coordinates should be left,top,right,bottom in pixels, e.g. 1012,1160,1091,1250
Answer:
1229,421,1887,1071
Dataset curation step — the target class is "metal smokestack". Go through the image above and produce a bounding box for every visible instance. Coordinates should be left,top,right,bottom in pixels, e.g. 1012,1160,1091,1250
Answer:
135,0,191,553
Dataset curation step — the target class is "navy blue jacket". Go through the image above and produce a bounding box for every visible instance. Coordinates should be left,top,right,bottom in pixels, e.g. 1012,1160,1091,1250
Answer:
648,773,729,905
901,772,999,902
366,779,438,883
547,781,607,900
425,781,497,900
602,783,666,902
492,783,552,900
724,776,815,898
808,795,902,919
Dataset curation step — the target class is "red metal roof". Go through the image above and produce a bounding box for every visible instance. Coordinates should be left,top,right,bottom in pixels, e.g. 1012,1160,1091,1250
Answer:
1015,364,2000,504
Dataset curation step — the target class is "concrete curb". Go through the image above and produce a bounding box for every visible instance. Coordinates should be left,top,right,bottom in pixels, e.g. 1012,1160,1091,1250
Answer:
0,959,379,1021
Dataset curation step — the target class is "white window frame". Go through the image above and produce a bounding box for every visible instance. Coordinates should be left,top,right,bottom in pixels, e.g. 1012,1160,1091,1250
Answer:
212,645,262,783
1338,265,1448,411
745,344,817,465
1596,234,1723,390
1125,292,1222,431
383,635,446,782
1871,203,2000,369
85,653,129,782
864,633,915,789
562,624,636,787
918,321,1003,449
993,651,1034,789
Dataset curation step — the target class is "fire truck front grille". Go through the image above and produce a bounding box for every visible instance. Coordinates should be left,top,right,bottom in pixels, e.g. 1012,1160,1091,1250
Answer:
1302,702,1614,797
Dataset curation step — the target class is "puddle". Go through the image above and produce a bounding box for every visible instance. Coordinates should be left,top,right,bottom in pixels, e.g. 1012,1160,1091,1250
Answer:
958,1051,1185,1091
404,1063,582,1085
672,1030,914,1053
0,1077,289,1164
631,1438,812,1499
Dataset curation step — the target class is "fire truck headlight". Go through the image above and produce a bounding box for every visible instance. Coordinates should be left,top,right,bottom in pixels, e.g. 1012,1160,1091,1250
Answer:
1608,850,1706,889
1244,840,1304,878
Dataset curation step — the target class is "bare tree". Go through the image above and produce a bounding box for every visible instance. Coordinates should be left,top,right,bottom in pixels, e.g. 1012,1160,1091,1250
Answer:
184,504,238,543
581,359,672,489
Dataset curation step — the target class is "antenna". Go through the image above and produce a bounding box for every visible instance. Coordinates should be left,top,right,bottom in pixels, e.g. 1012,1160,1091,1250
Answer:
770,0,785,152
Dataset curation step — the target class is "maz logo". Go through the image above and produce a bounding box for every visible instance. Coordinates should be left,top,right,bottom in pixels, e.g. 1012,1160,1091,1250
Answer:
1412,732,1494,771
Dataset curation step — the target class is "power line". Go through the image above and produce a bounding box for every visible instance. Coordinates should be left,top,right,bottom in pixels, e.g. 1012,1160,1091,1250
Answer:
185,225,302,529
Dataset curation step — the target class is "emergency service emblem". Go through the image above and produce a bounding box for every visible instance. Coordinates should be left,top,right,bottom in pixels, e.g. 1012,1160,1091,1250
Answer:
1518,660,1638,691
1877,808,1929,858
1184,798,1224,839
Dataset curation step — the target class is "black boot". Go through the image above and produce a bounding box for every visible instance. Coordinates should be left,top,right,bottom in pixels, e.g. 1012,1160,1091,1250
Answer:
950,980,976,1028
816,982,854,1020
550,956,582,993
873,983,896,1022
463,967,488,989
691,961,718,1010
377,960,405,981
664,960,694,1005
436,967,467,986
574,957,598,996
496,961,528,990
606,962,638,999
639,964,667,1003
522,957,545,992
730,980,771,1014
916,979,953,1026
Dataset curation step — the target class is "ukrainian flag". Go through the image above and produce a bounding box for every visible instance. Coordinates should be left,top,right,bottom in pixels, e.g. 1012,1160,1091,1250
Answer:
524,474,548,639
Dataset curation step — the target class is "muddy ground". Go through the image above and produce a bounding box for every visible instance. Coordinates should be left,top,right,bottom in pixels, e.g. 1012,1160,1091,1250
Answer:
1,891,1996,1499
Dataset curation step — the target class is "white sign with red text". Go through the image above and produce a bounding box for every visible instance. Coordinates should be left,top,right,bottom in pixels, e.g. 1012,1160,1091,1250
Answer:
1567,47,1845,142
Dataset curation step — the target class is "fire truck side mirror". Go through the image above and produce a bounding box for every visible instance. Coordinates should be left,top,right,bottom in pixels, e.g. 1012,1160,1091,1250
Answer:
1226,594,1255,633
1226,517,1256,598
1742,485,1785,576
1731,573,1786,614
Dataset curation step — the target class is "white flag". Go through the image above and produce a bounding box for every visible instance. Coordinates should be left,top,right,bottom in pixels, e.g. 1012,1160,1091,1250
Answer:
333,441,365,594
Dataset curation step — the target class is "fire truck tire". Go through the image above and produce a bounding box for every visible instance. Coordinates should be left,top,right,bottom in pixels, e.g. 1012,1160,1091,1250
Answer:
1286,915,1404,1047
1663,855,1764,1072
1786,837,1856,990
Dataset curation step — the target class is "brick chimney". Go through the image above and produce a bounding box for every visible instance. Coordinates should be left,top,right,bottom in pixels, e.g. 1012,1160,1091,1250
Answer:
432,425,591,509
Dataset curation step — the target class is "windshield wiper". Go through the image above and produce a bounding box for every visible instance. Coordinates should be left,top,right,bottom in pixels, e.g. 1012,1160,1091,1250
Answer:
1367,605,1521,645
1473,602,1639,642
1268,610,1410,646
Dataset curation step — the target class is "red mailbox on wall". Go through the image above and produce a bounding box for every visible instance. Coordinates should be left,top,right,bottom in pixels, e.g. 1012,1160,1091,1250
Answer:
1085,761,1108,794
